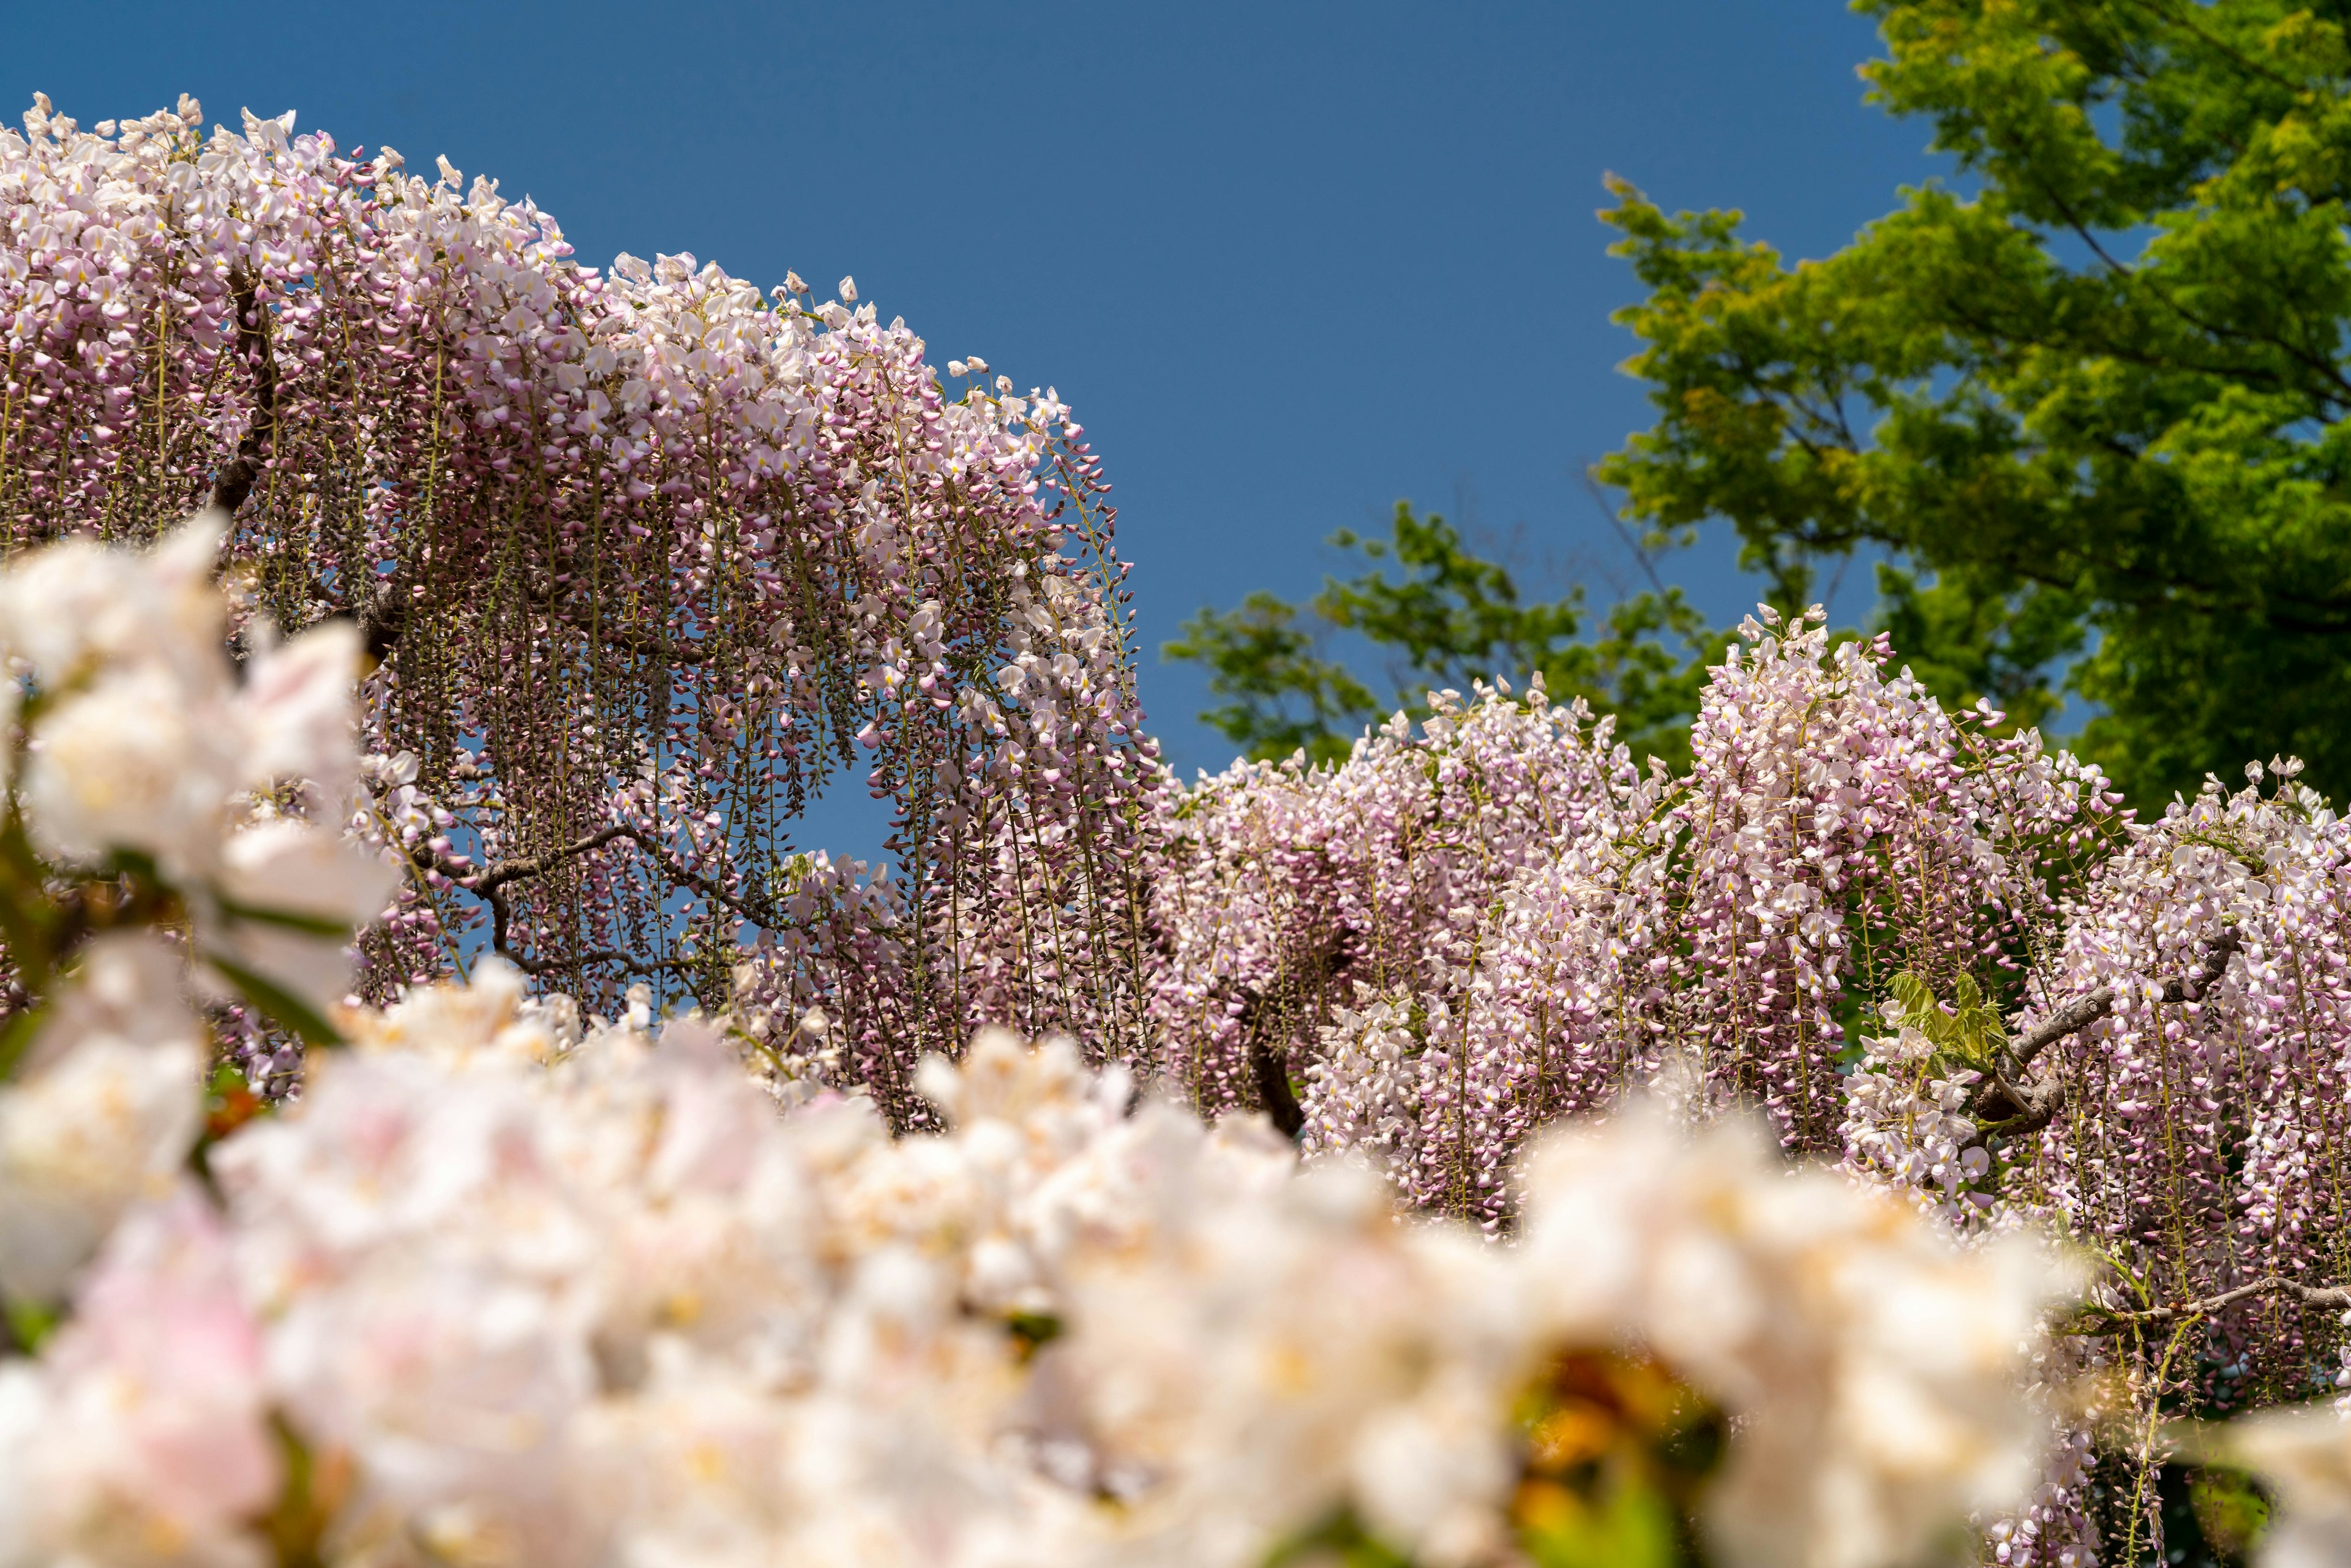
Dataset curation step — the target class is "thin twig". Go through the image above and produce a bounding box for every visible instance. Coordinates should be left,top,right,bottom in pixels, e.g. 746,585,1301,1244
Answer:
1580,464,1668,597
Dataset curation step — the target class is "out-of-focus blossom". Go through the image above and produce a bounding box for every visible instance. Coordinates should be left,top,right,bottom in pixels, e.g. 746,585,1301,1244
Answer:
1518,1106,2082,1568
1047,1158,1521,1568
202,820,396,1018
18,1189,276,1568
0,1364,45,1568
19,661,236,872
2232,1405,2351,1568
0,509,225,693
0,935,203,1302
0,516,394,1029
0,936,2088,1568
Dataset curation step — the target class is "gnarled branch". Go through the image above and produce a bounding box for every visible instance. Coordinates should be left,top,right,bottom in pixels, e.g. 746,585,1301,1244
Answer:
208,268,277,517
400,817,781,974
2071,1272,2351,1331
1970,926,2244,1139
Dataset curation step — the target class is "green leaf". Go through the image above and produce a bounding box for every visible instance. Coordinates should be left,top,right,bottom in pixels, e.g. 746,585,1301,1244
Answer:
0,1001,44,1084
213,896,356,939
205,954,345,1049
1003,1310,1063,1361
3,1294,59,1354
1261,1508,1414,1568
1888,972,1949,1043
1947,972,2006,1063
1518,1463,1683,1568
2189,1465,2272,1563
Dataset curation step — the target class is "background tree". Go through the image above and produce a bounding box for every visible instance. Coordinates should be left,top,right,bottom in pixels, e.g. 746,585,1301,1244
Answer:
1166,500,1719,768
1601,0,2351,809
1180,0,2351,812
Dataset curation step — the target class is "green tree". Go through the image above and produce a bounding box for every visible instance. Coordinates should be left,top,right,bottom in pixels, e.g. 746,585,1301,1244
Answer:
1166,503,1717,768
1598,0,2351,808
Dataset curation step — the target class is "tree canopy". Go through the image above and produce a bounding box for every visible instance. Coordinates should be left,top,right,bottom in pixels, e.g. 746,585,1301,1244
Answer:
0,96,1155,1062
1165,501,1717,768
1180,0,2351,810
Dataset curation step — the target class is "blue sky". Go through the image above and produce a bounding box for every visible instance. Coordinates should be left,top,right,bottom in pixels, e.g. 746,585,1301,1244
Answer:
13,1,1944,850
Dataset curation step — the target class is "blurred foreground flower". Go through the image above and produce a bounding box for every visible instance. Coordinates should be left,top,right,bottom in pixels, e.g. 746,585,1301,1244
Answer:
0,514,391,1315
0,962,2083,1568
1520,1108,2082,1568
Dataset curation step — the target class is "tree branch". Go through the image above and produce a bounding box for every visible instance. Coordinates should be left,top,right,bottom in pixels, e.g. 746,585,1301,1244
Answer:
208,268,277,517
500,945,703,980
471,823,637,894
1970,926,2242,1137
2072,1272,2351,1330
1249,1035,1305,1138
398,816,784,975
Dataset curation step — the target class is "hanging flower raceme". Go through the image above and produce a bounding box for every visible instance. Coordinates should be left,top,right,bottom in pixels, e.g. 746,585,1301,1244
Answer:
0,94,1158,1079
1147,677,1635,1153
1157,609,2119,1227
2000,765,2351,1408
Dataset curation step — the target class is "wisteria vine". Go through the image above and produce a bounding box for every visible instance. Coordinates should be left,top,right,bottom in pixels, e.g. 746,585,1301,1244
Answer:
9,95,2351,1567
0,94,1157,1082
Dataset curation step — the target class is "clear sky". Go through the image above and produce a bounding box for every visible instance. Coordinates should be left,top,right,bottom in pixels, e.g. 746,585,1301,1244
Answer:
11,1,1943,850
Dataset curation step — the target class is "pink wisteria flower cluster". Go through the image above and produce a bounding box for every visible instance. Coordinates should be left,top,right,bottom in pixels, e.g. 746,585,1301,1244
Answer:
0,514,2094,1568
1138,609,2351,1563
0,92,1157,1065
1149,609,2120,1230
12,96,2351,1567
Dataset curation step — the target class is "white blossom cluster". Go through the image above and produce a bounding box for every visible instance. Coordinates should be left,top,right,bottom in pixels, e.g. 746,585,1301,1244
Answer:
1837,1018,1990,1220
0,522,2090,1568
0,972,2088,1568
0,511,391,1306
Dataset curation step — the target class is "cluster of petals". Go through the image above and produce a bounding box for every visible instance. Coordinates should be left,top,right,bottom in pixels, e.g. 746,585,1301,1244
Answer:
1148,610,2115,1229
2009,760,2351,1403
0,514,389,1303
0,961,2078,1568
0,94,1155,1044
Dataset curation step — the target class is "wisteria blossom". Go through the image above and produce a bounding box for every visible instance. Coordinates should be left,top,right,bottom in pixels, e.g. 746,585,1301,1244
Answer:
0,93,1155,1060
9,94,2351,1568
0,510,2081,1568
1147,610,2118,1231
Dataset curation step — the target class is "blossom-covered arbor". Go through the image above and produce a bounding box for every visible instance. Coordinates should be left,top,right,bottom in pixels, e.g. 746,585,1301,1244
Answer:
0,94,1157,1097
13,94,2351,1567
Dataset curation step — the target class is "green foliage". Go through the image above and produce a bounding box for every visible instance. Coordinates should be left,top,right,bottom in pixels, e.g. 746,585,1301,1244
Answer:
2156,1461,2274,1568
1164,590,1381,767
1884,969,2009,1072
1,1295,59,1356
1597,0,2351,808
1512,1351,1723,1568
1166,503,1722,768
2188,1465,2273,1564
1261,1509,1417,1568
